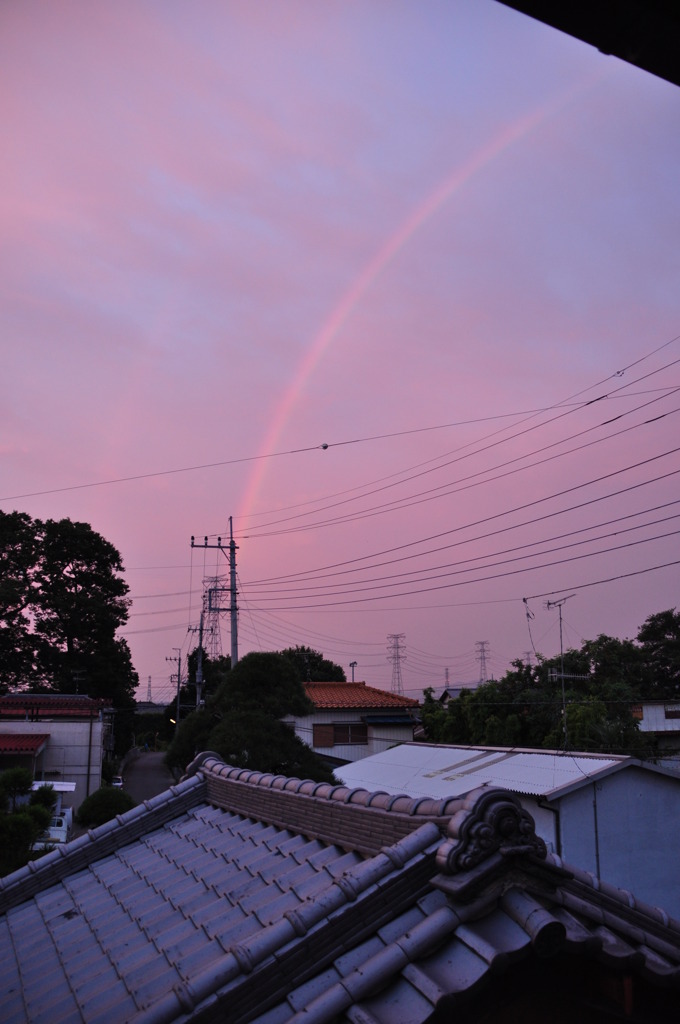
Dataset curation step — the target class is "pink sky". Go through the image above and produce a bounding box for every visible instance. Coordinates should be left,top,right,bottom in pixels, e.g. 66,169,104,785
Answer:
2,2,679,703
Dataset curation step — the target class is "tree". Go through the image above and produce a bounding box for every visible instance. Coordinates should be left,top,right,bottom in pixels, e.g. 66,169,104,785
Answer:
0,766,34,812
0,511,37,688
420,640,647,758
76,787,136,828
279,646,346,682
637,609,680,699
0,769,55,876
165,651,336,783
0,511,137,707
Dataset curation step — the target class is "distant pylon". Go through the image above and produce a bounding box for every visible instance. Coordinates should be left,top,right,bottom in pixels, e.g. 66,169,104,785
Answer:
146,675,152,702
476,640,489,684
387,633,406,695
203,576,226,659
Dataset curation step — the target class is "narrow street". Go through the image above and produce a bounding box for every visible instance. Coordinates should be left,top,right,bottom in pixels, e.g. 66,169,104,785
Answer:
121,750,176,804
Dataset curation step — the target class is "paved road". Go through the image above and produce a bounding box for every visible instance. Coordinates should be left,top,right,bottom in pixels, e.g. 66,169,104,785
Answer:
122,750,176,805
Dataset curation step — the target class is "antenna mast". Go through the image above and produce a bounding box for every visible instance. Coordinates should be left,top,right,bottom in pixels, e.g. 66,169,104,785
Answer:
546,593,575,747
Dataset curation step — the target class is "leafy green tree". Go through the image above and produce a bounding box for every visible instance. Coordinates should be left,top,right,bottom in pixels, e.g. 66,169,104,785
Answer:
76,787,136,828
420,632,658,758
279,645,346,682
165,651,336,782
0,511,137,710
637,608,680,698
30,782,57,812
0,766,34,812
0,511,36,688
0,770,55,875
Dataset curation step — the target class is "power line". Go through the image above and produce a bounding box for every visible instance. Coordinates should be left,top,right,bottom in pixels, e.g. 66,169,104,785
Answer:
5,333,678,506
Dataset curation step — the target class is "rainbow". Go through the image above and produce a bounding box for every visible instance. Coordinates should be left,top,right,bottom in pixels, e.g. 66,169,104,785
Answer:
238,72,605,525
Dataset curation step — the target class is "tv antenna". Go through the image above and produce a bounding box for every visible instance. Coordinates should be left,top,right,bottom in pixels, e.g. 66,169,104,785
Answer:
545,594,575,747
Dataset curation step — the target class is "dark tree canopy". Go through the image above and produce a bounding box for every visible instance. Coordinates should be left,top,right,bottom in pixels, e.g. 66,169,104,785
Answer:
165,651,335,783
0,510,137,706
279,645,346,682
0,769,56,876
421,609,680,759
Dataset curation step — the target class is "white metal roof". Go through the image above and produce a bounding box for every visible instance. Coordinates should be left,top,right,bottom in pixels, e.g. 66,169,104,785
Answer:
31,781,76,793
336,742,634,799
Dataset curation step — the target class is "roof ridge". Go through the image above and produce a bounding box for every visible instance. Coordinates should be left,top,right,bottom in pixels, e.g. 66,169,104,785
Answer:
185,752,469,820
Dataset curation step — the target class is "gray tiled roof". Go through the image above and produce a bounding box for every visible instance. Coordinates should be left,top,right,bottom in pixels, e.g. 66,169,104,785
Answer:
1,752,679,1023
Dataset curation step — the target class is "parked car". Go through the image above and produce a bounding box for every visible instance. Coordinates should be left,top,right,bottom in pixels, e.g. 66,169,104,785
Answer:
111,776,124,789
32,808,73,851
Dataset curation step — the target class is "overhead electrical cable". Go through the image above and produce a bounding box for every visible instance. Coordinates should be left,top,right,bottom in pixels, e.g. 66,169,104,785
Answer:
241,511,680,597
6,334,677,504
241,526,680,603
244,454,680,584
236,356,680,538
240,389,680,539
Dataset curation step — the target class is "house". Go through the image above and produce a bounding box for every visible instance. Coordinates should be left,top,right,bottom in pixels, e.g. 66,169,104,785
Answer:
0,751,679,1023
0,694,114,811
632,700,680,772
282,680,420,766
336,741,680,918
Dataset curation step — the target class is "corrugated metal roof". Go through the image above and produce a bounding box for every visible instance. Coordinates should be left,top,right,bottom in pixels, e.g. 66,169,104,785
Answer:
336,742,631,799
305,681,419,710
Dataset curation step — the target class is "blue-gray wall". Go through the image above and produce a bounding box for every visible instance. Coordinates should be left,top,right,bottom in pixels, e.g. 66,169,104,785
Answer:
557,767,680,918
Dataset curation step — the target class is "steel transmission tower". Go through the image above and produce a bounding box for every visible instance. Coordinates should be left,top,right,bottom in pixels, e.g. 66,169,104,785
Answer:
191,517,239,666
476,640,490,684
202,577,226,659
387,633,406,695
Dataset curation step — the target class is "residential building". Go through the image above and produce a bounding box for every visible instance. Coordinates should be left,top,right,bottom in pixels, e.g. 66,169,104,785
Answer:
282,680,419,766
633,699,680,772
336,741,680,917
0,694,113,810
0,751,678,1022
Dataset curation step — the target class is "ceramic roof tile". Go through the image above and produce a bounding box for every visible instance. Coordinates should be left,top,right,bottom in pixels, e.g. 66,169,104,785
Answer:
0,733,50,753
305,681,419,710
1,755,679,1023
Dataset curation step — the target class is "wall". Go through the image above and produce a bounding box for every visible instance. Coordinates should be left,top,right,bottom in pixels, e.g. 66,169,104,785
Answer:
283,709,415,764
557,767,680,918
0,720,103,811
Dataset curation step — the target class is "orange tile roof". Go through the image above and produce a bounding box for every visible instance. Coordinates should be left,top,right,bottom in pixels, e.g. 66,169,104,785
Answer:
0,695,110,719
0,734,50,755
305,681,419,710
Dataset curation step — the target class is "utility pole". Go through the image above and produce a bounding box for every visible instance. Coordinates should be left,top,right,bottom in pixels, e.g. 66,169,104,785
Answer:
166,649,182,735
191,517,239,666
387,634,406,695
187,611,205,707
546,594,575,747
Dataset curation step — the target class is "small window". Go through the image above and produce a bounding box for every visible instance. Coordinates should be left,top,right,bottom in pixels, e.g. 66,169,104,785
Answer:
312,723,368,747
333,723,367,745
313,724,335,747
